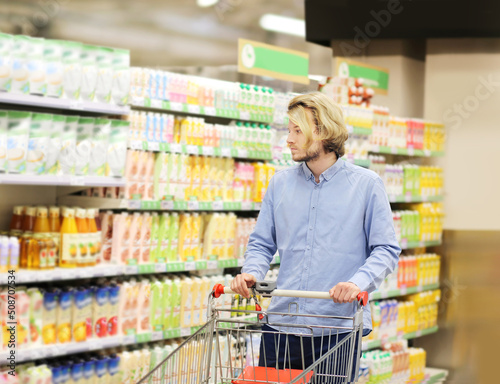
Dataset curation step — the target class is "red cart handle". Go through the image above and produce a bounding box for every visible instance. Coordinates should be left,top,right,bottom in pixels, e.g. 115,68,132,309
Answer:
212,284,369,306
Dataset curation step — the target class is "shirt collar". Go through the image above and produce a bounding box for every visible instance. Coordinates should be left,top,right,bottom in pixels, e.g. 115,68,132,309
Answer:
301,159,344,182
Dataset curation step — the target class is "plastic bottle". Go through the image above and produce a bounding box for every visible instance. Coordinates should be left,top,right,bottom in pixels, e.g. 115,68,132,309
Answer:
33,206,50,233
75,208,90,267
87,208,98,266
60,208,78,268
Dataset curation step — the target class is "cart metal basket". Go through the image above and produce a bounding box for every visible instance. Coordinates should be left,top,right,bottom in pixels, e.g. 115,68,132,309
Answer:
137,283,368,384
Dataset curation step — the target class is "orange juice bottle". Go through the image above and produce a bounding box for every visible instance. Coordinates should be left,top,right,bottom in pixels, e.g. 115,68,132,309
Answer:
48,207,61,267
60,208,78,268
75,208,90,267
28,207,52,270
87,208,99,266
33,206,50,233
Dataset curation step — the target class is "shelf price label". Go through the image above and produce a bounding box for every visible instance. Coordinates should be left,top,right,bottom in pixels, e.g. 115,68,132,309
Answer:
238,149,248,158
212,200,223,210
188,200,199,210
202,146,215,156
161,200,174,210
205,107,216,116
187,104,201,114
185,261,196,271
170,143,182,153
186,145,199,155
170,102,183,112
207,260,218,269
240,111,250,120
241,201,252,211
151,99,163,109
152,331,164,341
155,263,166,273
128,200,141,210
221,148,231,157
148,142,160,151
180,328,191,337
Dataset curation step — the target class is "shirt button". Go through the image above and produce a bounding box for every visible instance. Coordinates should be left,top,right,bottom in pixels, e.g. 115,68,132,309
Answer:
309,227,313,230
307,246,310,250
315,186,318,189
312,206,315,209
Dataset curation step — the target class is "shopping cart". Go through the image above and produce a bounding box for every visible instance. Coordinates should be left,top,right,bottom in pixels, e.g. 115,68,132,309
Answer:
137,281,368,384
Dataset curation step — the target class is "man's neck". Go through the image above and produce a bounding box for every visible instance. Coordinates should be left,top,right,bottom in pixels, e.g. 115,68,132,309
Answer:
306,152,338,183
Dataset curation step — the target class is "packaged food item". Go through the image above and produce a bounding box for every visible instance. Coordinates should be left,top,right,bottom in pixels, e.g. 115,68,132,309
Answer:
106,121,129,177
27,112,52,175
0,111,7,172
110,49,130,106
107,284,120,336
150,280,163,331
72,287,88,342
92,285,108,338
75,208,90,266
46,115,65,175
139,213,152,264
7,111,31,173
89,118,111,176
100,211,113,264
60,116,78,175
136,279,151,335
128,212,142,265
80,45,98,102
87,209,99,265
60,207,78,268
0,237,9,273
75,117,94,176
62,41,83,100
11,35,30,94
95,47,114,103
44,39,64,98
27,37,46,95
56,287,73,343
0,33,12,92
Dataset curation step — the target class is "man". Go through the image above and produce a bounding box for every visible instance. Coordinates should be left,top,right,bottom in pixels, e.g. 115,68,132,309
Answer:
230,91,401,382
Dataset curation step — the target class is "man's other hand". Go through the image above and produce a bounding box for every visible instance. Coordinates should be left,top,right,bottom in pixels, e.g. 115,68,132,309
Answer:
329,282,361,303
230,273,257,299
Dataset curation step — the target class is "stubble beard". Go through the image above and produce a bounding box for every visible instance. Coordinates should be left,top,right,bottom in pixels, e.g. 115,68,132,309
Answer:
293,147,321,163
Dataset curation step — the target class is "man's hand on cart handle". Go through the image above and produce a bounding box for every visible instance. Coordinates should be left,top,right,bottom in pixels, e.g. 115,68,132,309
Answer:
329,282,361,304
230,273,257,299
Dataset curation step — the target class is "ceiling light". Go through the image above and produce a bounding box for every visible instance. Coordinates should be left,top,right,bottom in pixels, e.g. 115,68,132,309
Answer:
259,14,305,37
197,0,219,7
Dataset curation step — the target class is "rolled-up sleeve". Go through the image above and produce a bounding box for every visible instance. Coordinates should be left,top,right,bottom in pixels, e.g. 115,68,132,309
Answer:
348,177,401,293
241,177,277,281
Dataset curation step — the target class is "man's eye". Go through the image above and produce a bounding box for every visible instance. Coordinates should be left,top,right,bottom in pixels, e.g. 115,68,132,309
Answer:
296,130,301,134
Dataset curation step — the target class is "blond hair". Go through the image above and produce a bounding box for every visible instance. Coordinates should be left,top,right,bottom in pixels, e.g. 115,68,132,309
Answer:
287,92,349,158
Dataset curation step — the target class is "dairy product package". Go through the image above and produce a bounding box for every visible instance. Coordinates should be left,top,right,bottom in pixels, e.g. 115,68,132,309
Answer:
10,35,30,94
7,111,31,173
0,33,13,92
43,39,64,98
0,111,7,172
45,114,65,175
59,115,78,175
106,120,129,177
89,118,111,176
112,49,130,105
26,112,52,175
95,47,114,103
80,45,99,102
62,41,82,100
27,37,46,95
75,117,94,175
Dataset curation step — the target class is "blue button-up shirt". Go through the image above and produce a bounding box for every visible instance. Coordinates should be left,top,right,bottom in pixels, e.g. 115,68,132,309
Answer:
242,159,401,333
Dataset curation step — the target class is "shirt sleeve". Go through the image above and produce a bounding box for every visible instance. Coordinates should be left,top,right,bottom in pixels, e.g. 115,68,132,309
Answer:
241,177,277,281
348,177,401,293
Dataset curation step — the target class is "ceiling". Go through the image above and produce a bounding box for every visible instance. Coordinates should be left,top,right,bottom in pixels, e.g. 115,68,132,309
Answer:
0,0,333,76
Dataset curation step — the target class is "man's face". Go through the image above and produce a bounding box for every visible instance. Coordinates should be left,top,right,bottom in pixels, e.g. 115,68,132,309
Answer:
286,110,323,163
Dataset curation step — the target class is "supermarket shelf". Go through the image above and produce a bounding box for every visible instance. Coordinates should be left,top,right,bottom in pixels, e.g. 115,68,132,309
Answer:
0,325,200,363
0,174,126,187
370,145,444,157
362,326,439,351
400,240,442,250
344,158,371,168
422,368,448,384
58,195,262,211
370,283,440,301
388,195,444,203
0,93,130,115
130,97,273,124
346,125,372,136
129,140,272,161
0,256,281,285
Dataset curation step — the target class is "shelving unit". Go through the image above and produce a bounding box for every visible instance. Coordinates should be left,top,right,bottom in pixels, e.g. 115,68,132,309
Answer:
0,93,130,115
370,145,444,157
362,326,439,351
370,283,440,300
0,174,126,187
388,195,444,203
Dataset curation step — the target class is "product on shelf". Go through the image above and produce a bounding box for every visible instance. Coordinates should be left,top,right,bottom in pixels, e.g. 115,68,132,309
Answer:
125,151,274,203
344,134,371,161
0,110,129,176
375,254,441,293
392,203,444,244
370,161,443,198
359,341,426,384
130,68,276,123
366,289,441,343
0,33,130,104
318,77,375,107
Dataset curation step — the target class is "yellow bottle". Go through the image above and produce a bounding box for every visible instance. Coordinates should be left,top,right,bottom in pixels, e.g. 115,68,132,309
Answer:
60,208,78,268
75,208,90,267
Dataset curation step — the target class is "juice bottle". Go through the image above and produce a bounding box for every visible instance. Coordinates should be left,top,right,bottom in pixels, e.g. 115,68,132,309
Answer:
22,206,37,234
33,206,50,233
60,208,78,268
9,205,25,236
75,208,90,267
27,233,48,269
87,209,98,266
